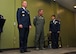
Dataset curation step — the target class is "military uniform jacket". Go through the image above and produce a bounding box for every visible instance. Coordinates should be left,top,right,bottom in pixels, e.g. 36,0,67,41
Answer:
49,19,60,32
17,8,31,28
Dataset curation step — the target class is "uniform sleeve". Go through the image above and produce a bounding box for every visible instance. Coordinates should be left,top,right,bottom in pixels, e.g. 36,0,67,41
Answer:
28,14,31,26
33,16,37,26
26,10,31,26
16,8,21,24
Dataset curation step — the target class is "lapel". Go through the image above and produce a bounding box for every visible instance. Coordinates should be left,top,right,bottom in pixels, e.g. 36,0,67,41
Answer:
21,8,26,13
22,8,30,14
51,20,56,25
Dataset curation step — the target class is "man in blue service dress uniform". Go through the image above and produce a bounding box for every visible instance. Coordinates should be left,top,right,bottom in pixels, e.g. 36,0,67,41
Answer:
49,15,60,49
16,1,31,53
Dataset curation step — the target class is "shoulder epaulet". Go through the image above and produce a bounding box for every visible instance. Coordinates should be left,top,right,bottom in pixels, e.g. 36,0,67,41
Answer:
17,8,21,10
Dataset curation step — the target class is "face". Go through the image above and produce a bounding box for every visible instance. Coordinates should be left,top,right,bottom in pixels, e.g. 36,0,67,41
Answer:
51,16,55,20
39,10,44,16
22,1,28,8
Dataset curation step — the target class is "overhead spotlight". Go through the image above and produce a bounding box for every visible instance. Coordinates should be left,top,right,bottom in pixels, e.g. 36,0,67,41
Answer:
74,5,76,9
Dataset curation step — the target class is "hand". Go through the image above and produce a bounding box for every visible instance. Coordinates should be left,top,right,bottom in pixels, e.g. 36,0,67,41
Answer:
29,25,32,29
57,31,60,33
49,31,52,33
19,24,23,28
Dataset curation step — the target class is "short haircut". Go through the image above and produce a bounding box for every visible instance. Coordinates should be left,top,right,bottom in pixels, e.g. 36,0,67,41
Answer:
21,0,26,3
38,9,43,13
51,15,56,17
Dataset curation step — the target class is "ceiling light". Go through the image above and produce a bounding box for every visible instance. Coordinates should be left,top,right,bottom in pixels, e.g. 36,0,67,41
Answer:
74,5,76,9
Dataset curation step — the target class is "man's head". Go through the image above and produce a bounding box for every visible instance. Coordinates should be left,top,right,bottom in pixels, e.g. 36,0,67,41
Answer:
38,9,44,16
51,15,56,20
22,0,27,8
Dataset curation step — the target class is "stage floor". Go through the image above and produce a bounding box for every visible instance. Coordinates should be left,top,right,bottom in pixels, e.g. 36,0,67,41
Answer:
0,47,76,54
